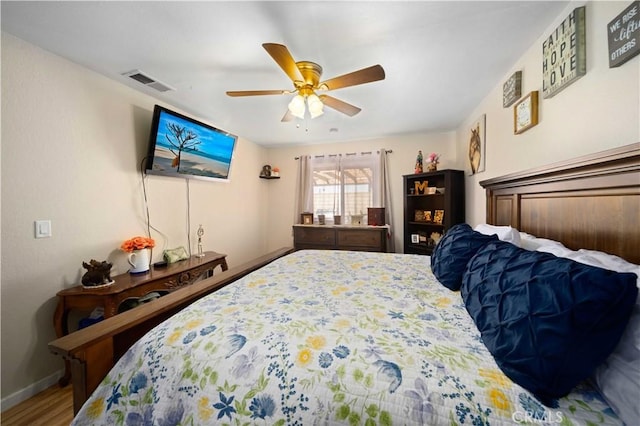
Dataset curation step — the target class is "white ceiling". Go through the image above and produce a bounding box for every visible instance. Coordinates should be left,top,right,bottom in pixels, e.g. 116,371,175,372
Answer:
1,1,569,147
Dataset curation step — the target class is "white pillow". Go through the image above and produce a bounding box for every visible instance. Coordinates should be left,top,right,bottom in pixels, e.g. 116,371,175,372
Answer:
592,297,640,426
519,232,568,252
473,224,522,247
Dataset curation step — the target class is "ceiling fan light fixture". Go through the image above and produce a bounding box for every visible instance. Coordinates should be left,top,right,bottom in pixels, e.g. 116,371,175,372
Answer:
288,94,306,119
307,94,324,118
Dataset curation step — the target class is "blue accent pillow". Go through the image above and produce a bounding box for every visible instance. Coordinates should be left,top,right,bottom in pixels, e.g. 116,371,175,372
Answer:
461,240,638,405
430,223,498,291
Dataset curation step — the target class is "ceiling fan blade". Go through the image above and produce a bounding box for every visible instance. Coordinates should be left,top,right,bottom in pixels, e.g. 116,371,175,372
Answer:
281,110,295,122
226,90,290,97
319,95,362,117
319,65,385,91
262,43,304,83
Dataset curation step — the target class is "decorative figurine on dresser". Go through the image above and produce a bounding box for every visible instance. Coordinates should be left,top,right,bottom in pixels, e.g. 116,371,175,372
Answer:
196,224,205,258
81,259,114,287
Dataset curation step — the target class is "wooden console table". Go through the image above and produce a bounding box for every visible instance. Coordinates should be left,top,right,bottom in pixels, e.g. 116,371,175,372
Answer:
53,251,227,385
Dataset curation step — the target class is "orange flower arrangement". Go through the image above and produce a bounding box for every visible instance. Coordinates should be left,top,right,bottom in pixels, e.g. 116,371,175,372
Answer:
120,236,155,253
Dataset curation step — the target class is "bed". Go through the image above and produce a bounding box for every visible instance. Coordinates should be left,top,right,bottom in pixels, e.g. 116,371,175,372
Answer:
51,143,639,425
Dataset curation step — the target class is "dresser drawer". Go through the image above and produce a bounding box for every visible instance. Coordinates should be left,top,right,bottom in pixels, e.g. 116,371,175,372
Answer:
337,229,384,250
294,227,335,247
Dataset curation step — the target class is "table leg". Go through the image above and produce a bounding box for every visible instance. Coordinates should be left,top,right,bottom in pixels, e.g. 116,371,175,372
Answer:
53,297,71,387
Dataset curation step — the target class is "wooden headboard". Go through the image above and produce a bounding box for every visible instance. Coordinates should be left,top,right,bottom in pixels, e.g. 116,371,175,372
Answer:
480,143,640,264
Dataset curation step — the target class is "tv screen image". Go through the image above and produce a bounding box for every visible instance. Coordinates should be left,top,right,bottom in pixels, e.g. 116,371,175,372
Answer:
145,105,237,182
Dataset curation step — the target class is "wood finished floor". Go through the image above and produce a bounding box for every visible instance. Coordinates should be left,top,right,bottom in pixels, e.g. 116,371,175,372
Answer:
1,385,73,426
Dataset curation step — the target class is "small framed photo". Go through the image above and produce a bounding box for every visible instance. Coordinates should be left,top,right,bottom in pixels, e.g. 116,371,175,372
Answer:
514,91,539,134
414,210,425,221
424,211,432,222
411,234,420,244
434,210,445,225
301,212,314,225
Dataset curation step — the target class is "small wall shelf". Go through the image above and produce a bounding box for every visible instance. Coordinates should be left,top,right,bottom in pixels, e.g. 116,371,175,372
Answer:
260,176,280,179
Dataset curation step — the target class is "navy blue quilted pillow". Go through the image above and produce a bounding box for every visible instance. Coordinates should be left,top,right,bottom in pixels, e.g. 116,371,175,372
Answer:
430,223,498,291
461,240,638,405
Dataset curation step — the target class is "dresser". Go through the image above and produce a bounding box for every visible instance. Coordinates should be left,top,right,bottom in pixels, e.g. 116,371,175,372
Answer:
293,225,388,252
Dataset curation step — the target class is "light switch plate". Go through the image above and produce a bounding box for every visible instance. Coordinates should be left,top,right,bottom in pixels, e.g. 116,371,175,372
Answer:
35,220,52,238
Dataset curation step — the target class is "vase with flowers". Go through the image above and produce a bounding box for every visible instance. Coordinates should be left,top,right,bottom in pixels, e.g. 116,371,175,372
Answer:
121,236,155,274
427,153,440,172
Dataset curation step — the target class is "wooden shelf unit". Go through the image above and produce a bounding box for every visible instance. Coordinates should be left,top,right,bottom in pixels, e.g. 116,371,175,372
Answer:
403,169,465,255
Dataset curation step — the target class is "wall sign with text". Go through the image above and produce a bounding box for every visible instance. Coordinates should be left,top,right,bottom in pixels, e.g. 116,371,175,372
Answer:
542,6,586,99
503,71,522,108
608,1,639,68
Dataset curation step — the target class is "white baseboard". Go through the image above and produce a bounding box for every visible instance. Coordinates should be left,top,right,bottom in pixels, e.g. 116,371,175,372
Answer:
0,370,64,412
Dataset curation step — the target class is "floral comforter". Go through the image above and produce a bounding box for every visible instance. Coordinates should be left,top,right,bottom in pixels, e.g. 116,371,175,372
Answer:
72,250,621,425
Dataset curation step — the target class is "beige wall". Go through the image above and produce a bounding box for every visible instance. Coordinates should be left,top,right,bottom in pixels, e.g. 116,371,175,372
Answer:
458,1,640,225
1,33,269,402
2,0,639,409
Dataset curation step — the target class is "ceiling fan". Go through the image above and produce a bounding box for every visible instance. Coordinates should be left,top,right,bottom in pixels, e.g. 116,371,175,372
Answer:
226,43,385,122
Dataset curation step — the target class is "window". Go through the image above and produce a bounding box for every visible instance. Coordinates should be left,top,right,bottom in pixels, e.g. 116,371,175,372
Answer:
294,149,394,250
310,155,378,223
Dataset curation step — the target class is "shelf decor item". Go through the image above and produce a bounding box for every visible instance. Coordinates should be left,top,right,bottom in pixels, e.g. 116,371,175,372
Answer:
196,225,205,258
301,212,314,225
414,180,429,195
367,207,385,226
120,236,155,274
426,153,439,172
127,249,151,274
434,210,445,225
81,259,114,288
415,150,423,173
514,91,539,134
260,164,272,177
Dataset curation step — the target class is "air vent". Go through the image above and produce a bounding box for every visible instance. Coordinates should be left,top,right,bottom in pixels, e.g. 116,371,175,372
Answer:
121,70,175,92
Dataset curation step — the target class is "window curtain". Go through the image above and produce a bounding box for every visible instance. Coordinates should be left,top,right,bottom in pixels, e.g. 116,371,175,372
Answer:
375,148,395,252
293,155,313,224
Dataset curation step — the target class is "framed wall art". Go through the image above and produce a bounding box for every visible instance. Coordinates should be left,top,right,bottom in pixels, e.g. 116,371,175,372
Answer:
542,6,586,98
503,71,522,107
468,114,486,175
514,91,539,134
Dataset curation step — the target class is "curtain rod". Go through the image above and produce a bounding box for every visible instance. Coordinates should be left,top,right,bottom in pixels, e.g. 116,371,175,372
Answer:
294,149,392,160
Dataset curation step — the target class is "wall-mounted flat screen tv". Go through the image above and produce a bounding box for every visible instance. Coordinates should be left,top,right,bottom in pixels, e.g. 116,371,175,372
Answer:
145,105,237,182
